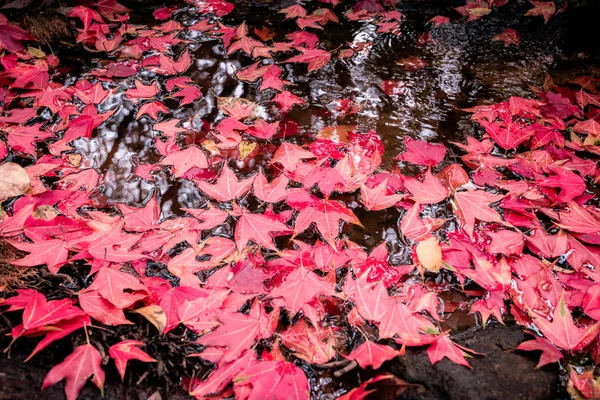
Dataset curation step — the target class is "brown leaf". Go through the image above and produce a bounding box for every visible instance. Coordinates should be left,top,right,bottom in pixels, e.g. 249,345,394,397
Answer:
0,162,30,200
134,305,167,333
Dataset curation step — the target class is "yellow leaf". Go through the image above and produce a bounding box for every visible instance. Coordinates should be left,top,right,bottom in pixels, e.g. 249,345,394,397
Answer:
28,47,46,58
33,205,59,220
239,141,257,160
134,305,166,333
416,236,442,273
0,162,30,201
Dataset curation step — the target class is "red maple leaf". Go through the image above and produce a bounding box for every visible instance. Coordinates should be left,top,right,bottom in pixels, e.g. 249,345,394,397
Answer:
125,79,160,102
195,163,254,202
404,168,449,204
136,100,169,120
233,206,292,251
516,334,563,368
293,199,363,248
528,291,600,351
270,266,336,315
158,145,209,178
286,48,331,72
108,340,155,381
197,302,269,363
427,333,475,368
42,344,105,400
345,340,402,369
525,1,556,23
360,178,404,211
453,189,507,238
233,360,310,400
272,90,305,113
0,23,33,52
396,137,446,166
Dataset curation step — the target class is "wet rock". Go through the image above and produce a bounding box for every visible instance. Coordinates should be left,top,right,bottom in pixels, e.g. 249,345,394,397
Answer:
386,324,559,400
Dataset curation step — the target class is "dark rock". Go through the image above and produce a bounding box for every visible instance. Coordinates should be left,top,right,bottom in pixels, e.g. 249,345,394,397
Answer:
385,324,559,400
0,357,190,400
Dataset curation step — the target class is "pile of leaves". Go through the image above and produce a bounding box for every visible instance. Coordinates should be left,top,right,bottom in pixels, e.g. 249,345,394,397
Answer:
0,0,599,399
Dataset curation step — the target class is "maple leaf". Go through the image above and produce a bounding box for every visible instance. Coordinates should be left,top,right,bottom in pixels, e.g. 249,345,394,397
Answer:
345,340,402,369
189,350,257,398
183,205,229,230
236,61,269,82
453,189,507,238
247,119,280,140
178,288,229,331
280,4,307,19
227,36,263,55
21,291,85,331
109,340,155,381
516,335,563,368
19,315,91,362
279,319,335,364
427,334,474,368
68,6,104,30
272,90,305,113
10,238,69,273
554,202,600,234
136,100,169,120
153,118,188,137
197,302,269,363
478,120,534,150
360,178,404,211
574,119,600,136
156,50,192,74
396,137,446,167
271,142,314,172
286,48,331,72
87,268,148,309
344,275,389,323
525,228,568,258
126,79,159,103
233,360,310,400
253,171,289,203
6,124,54,156
172,84,203,106
217,96,257,119
260,65,288,92
404,169,449,204
525,1,556,23
270,266,336,315
116,196,160,232
79,290,132,326
234,207,292,251
569,367,600,400
158,145,209,178
493,28,520,47
528,291,600,351
0,23,33,52
42,344,105,400
195,163,254,202
293,199,363,248
304,167,349,198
